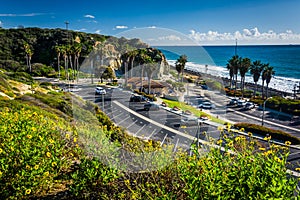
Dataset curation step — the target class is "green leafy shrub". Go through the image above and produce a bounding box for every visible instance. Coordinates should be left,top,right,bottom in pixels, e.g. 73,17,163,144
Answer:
234,122,300,144
0,105,78,198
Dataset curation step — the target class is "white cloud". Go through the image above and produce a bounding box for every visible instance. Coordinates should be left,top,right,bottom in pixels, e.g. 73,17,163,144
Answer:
188,27,300,45
158,35,182,41
148,26,157,29
84,14,95,19
0,21,2,27
75,28,87,32
115,25,128,29
95,30,101,34
0,13,47,17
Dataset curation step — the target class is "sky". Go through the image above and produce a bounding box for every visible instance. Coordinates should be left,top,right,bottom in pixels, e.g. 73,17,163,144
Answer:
1,0,300,45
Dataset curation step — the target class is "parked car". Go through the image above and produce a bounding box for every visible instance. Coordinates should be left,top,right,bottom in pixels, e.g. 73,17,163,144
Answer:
144,102,160,111
237,99,247,107
129,94,147,102
181,117,199,126
201,85,208,90
229,98,238,105
198,101,215,109
95,86,106,95
244,102,255,110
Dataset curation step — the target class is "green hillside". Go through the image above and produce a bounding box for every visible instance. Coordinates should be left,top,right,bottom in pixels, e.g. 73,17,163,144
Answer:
0,71,298,199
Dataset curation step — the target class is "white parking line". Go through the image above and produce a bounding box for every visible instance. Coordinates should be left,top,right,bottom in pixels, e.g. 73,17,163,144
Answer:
161,133,168,146
116,115,130,125
112,112,127,119
126,120,138,129
173,138,179,152
146,129,157,140
135,124,146,136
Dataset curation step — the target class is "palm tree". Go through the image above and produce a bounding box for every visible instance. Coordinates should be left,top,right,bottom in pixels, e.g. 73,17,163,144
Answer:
60,46,68,80
250,60,263,97
144,49,163,94
24,43,33,73
264,65,275,98
55,45,61,78
175,55,188,82
136,48,148,92
239,57,251,97
226,62,234,89
73,43,82,81
261,63,269,99
128,50,138,78
227,55,240,91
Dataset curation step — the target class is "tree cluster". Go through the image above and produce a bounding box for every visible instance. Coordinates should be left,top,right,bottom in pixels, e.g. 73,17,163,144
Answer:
227,55,275,98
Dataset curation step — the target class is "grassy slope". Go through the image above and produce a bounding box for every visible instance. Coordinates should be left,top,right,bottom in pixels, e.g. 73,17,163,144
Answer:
0,72,299,199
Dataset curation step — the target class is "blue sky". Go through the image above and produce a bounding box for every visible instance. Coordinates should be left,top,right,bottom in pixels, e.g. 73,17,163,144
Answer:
1,0,300,45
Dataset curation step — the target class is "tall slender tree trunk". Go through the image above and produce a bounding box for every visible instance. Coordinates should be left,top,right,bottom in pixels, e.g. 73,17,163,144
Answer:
254,82,258,97
266,83,269,98
29,56,32,73
262,81,265,99
57,55,60,78
125,62,128,86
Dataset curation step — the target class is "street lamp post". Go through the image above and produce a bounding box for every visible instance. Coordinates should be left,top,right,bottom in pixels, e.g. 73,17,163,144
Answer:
196,120,202,149
261,97,272,126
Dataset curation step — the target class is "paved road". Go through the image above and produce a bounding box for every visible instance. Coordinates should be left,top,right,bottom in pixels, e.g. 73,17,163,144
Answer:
46,79,299,176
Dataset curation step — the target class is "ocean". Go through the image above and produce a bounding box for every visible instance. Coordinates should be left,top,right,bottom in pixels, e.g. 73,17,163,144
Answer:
155,45,300,93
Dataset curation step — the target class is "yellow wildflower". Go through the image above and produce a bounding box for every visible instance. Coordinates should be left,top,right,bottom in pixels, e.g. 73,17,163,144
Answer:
10,146,14,152
250,141,255,145
239,128,245,132
44,171,49,176
259,147,266,151
52,162,57,167
235,137,240,142
217,126,224,131
34,165,39,170
25,189,31,195
73,137,77,143
285,141,291,146
0,148,3,154
228,141,233,147
248,132,253,137
0,171,2,177
295,168,300,171
263,136,271,141
217,139,223,145
274,156,281,163
46,152,51,158
31,127,37,132
39,136,43,141
124,179,130,185
49,139,54,144
65,134,70,139
27,135,32,139
26,165,31,170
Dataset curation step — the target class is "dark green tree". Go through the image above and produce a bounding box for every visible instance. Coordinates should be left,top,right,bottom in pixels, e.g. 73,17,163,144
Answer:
250,60,263,97
175,54,188,82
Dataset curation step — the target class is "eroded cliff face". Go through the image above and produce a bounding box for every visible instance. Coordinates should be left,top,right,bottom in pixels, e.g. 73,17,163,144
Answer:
119,47,170,79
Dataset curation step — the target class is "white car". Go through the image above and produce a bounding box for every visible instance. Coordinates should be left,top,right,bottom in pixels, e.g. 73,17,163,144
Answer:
198,101,215,109
95,87,106,95
237,99,247,107
244,102,255,110
181,117,199,126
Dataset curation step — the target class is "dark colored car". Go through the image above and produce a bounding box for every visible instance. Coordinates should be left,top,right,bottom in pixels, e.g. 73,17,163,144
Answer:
130,94,147,102
144,102,160,111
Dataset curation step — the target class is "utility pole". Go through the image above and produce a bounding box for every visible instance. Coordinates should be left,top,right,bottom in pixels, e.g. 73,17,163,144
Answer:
235,39,238,56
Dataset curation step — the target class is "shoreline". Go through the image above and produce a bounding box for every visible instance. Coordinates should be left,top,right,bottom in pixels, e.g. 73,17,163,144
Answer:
180,67,293,98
